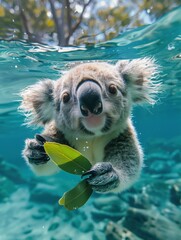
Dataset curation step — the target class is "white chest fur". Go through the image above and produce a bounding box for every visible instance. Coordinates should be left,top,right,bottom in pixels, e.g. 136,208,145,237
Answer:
68,131,120,165
32,129,121,176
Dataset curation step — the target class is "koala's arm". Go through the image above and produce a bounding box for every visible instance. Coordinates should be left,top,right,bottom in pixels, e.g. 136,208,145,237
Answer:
23,125,69,176
19,79,63,175
85,124,143,193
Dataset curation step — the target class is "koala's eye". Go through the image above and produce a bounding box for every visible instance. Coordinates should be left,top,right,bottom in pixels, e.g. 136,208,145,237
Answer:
108,84,117,95
62,92,70,103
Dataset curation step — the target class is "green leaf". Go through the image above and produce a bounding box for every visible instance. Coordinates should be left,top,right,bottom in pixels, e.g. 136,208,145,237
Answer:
59,179,93,210
44,142,93,210
44,142,92,175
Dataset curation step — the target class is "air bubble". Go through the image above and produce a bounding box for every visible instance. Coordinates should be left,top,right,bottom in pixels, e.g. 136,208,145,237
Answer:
146,9,151,14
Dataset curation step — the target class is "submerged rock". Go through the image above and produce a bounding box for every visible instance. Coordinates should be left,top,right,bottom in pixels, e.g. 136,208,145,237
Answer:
51,235,72,240
92,195,127,221
171,149,181,161
48,222,60,231
93,195,123,209
124,180,170,210
170,182,181,206
92,230,106,240
71,214,93,233
161,202,181,227
0,157,26,184
123,207,181,240
79,221,94,233
147,160,173,174
128,193,152,209
140,181,170,208
30,183,59,204
91,209,124,222
106,221,143,240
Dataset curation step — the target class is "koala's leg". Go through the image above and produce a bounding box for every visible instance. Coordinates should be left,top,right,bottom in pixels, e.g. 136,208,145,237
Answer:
83,126,143,193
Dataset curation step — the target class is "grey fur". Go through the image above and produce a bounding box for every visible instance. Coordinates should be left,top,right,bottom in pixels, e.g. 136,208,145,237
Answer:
19,58,159,192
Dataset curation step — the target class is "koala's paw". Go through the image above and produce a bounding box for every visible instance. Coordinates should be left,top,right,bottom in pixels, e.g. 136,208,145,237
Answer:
23,134,50,165
82,162,120,192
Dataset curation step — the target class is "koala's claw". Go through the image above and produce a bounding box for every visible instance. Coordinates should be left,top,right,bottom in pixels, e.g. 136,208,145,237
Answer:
35,134,46,144
84,162,120,192
82,162,113,178
23,136,50,165
81,169,97,178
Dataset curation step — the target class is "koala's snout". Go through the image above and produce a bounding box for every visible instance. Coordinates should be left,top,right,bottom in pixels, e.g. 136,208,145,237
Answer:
77,80,103,117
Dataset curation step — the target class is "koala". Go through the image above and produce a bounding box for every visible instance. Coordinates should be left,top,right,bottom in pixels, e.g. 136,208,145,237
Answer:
19,58,159,193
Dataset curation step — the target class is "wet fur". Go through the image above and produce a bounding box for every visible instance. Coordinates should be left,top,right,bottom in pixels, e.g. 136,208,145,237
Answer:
19,58,159,193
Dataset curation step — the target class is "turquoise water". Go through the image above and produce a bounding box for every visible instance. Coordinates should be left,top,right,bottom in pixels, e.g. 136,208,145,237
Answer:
0,7,181,240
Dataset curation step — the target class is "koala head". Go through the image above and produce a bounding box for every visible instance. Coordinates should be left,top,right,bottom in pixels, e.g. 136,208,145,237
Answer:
20,58,159,138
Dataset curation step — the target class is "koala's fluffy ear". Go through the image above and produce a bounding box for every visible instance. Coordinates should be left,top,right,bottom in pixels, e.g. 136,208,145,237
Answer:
19,80,55,126
116,58,159,104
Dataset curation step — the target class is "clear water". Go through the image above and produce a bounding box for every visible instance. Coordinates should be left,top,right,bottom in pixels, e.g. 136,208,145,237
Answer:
0,7,181,240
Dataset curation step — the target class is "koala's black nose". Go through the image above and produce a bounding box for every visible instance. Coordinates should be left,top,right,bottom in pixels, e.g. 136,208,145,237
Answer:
77,80,103,116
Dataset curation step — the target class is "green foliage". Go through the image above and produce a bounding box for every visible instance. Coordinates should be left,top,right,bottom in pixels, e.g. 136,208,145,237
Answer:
44,142,93,210
59,179,93,210
139,0,178,19
0,0,180,45
44,142,92,175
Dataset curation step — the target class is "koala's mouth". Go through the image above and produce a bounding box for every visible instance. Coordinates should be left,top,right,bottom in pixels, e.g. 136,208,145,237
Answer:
83,114,105,128
80,114,113,134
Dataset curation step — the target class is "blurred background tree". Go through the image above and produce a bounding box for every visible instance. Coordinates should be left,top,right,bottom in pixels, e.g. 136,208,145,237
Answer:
0,0,180,46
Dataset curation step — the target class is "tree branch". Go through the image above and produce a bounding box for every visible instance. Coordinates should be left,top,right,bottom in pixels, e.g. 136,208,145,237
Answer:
48,0,66,46
70,0,93,36
17,0,33,41
66,0,72,36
